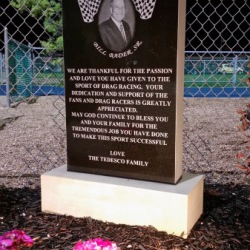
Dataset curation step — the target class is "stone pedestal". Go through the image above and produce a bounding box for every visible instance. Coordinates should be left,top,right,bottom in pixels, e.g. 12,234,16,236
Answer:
41,165,203,238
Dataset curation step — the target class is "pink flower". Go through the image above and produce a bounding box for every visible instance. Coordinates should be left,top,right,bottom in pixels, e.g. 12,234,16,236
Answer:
0,229,33,249
0,237,13,250
73,238,118,250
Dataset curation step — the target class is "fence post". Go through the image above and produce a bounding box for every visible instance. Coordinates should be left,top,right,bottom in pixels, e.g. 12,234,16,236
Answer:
0,52,2,83
4,27,10,107
29,43,33,78
28,42,33,96
232,56,238,87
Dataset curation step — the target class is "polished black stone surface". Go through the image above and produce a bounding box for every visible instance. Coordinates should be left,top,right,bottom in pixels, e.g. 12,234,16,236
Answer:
63,0,183,183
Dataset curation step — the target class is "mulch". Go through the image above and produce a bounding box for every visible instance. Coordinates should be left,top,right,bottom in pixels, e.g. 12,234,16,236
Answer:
0,183,249,250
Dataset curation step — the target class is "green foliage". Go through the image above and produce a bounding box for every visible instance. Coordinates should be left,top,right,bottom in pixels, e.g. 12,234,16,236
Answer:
10,0,63,54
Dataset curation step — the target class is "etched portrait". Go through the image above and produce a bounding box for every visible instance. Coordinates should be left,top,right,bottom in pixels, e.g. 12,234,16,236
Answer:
98,0,135,52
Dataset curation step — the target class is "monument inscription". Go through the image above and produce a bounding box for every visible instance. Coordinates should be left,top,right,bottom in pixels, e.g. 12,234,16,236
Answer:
62,0,186,183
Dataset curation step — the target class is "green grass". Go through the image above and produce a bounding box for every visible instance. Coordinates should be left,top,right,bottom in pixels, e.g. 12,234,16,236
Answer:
1,72,249,88
184,73,248,87
33,72,64,86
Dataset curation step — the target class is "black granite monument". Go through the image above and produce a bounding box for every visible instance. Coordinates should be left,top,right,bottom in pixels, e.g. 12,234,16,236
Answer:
62,0,186,184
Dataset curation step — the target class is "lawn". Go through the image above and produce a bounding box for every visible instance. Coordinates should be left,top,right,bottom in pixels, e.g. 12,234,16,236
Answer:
184,73,248,87
34,72,248,88
1,72,248,89
33,72,64,86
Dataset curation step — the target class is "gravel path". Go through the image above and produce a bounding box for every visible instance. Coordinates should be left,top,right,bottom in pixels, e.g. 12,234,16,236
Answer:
0,96,249,188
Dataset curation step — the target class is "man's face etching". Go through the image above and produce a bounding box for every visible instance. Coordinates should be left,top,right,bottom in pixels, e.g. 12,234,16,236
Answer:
110,0,126,22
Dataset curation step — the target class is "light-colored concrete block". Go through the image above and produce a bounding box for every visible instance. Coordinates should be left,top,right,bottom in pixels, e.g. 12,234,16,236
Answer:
41,165,203,238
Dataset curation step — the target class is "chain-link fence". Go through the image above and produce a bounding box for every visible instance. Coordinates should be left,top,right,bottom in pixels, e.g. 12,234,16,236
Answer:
0,0,249,188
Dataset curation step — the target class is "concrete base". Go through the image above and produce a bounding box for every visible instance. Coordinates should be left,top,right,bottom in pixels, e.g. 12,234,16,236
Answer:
41,165,204,238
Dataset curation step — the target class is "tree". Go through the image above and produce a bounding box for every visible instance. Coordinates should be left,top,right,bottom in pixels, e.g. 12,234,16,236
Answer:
10,0,63,54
